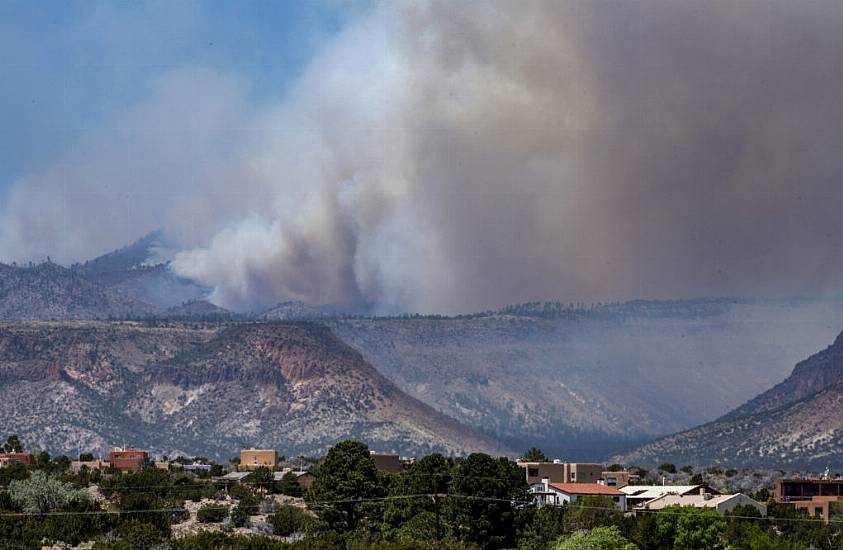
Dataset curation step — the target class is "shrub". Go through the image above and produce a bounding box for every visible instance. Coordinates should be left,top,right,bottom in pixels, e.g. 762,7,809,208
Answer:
231,502,251,528
197,503,229,523
268,504,310,536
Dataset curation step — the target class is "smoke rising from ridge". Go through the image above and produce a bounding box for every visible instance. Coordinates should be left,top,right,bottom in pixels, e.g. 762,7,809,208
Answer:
2,1,843,313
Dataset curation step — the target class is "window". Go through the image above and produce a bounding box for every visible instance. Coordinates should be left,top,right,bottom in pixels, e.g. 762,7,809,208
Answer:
528,468,538,477
571,472,576,479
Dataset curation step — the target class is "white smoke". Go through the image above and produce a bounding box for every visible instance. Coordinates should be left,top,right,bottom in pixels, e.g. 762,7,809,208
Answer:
3,1,843,313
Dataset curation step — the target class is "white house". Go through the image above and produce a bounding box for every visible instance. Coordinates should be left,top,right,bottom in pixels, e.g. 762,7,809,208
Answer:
530,479,628,512
619,485,718,509
643,492,766,516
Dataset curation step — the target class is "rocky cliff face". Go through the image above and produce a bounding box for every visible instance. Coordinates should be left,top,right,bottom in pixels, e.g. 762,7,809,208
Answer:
613,330,843,469
0,321,506,459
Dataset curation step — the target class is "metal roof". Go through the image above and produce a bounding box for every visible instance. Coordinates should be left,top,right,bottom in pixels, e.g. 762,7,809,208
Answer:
220,471,252,481
619,485,703,499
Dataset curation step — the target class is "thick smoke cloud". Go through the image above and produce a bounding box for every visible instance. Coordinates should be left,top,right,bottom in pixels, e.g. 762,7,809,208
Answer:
2,0,843,313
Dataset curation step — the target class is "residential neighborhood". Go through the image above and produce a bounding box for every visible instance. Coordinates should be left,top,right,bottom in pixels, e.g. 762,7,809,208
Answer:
3,434,842,550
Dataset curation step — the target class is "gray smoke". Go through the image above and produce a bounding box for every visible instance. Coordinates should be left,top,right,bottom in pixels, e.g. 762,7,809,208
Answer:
2,1,843,313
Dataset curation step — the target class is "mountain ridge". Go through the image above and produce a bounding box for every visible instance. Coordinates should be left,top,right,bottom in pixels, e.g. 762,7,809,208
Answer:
612,330,843,469
0,321,507,459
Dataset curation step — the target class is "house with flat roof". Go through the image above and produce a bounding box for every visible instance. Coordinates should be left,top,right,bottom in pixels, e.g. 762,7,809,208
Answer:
620,485,720,509
530,480,627,512
0,452,35,467
239,449,278,470
643,492,766,516
518,461,603,485
776,478,843,524
601,470,638,488
109,448,148,472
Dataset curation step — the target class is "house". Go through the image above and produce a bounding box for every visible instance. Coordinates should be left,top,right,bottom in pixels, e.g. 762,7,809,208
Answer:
620,485,720,509
273,469,317,490
183,463,212,472
530,479,627,512
217,471,253,486
601,470,638,488
70,459,109,473
0,452,35,467
518,460,603,485
239,449,278,470
370,452,404,474
776,477,843,524
108,448,148,472
643,492,766,516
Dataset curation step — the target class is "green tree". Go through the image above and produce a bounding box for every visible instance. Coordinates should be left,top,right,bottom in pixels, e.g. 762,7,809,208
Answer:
250,466,275,493
658,463,677,474
275,471,304,497
383,453,452,536
569,495,620,532
443,454,528,548
554,526,638,550
655,506,725,550
306,440,385,533
2,434,23,453
518,504,567,550
8,471,89,514
523,448,549,462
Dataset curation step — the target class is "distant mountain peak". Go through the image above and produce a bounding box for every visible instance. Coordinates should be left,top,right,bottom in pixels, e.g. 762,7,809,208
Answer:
78,230,170,275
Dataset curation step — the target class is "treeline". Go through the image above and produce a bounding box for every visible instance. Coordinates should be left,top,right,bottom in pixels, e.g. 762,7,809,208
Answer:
0,439,839,549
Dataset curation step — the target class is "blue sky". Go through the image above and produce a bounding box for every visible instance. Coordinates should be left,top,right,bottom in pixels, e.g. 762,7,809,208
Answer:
0,0,360,200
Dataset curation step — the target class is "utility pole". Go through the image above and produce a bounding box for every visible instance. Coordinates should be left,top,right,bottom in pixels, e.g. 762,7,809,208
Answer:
432,479,441,540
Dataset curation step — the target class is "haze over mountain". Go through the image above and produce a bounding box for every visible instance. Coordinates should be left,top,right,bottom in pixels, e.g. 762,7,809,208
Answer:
614,331,843,469
330,299,843,458
0,321,504,459
2,235,843,460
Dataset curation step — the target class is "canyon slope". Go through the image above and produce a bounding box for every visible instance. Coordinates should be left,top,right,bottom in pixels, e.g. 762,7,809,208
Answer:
0,321,505,459
328,300,843,458
613,331,843,469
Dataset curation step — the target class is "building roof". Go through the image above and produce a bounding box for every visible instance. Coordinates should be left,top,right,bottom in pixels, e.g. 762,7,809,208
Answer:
273,470,311,481
619,485,704,499
221,471,252,481
549,483,625,496
644,493,765,512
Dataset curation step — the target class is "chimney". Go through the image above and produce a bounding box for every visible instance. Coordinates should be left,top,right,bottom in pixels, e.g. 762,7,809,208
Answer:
699,487,705,496
542,477,549,493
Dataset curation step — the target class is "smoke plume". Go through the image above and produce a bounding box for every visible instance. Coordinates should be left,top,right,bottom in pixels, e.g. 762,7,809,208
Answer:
3,1,843,313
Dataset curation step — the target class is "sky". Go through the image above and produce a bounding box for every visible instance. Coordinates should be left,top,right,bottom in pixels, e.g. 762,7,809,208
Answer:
0,0,355,196
2,0,843,314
